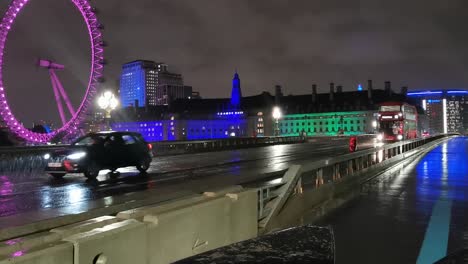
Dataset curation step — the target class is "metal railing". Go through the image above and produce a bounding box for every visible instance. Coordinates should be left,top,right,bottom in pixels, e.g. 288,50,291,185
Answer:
257,134,457,230
151,136,306,156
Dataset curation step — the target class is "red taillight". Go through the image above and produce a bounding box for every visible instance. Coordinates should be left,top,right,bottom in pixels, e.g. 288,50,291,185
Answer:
147,143,153,150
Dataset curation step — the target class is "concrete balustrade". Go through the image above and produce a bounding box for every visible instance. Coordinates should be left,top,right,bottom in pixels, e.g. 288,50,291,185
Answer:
0,241,73,264
1,188,257,264
63,219,146,264
0,216,121,264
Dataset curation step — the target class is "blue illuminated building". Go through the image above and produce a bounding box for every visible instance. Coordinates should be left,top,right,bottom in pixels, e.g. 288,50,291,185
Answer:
407,89,468,134
112,71,248,141
120,60,157,108
112,121,165,142
119,60,191,108
112,119,247,141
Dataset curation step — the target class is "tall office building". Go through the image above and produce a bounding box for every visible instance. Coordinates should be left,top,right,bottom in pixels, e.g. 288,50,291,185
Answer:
119,60,192,108
155,65,190,105
407,90,468,134
120,60,158,108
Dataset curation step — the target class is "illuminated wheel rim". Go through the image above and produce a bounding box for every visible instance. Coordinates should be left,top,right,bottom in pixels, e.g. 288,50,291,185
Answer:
0,0,104,143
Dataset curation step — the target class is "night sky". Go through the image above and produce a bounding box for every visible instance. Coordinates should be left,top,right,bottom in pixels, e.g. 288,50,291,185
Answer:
1,0,468,126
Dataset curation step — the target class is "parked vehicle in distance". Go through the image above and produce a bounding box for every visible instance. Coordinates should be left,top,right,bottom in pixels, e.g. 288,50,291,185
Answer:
44,131,153,179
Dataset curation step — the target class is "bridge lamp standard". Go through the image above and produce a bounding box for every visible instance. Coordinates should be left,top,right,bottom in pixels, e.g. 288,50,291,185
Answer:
98,91,118,130
272,106,282,136
98,91,118,118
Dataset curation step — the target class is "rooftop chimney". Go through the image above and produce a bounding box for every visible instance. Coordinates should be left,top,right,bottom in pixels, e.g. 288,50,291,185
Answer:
384,81,391,94
312,84,317,103
329,82,335,102
275,85,283,105
367,80,373,99
336,85,343,93
401,86,408,97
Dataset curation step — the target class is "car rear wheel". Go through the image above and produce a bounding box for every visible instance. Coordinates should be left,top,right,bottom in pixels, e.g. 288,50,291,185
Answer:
49,173,66,179
136,158,150,173
84,162,100,179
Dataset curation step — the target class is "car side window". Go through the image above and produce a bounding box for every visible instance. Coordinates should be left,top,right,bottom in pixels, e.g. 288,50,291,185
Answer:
122,135,136,145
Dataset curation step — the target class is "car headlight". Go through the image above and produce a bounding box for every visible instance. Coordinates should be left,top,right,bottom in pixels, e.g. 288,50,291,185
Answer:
67,152,86,160
43,153,50,160
397,135,403,140
377,134,383,141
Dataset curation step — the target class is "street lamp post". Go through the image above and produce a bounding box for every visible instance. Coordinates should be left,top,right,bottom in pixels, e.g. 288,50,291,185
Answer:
97,91,118,131
272,106,282,136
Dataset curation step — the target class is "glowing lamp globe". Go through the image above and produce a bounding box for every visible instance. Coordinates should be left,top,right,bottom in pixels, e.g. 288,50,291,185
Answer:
272,106,282,120
98,91,118,111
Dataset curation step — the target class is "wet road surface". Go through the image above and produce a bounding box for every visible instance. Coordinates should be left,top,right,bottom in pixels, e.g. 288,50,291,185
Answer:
318,137,468,264
0,138,366,231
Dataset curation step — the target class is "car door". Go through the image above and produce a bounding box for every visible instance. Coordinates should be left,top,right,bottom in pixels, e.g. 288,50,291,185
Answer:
104,134,126,168
121,134,140,165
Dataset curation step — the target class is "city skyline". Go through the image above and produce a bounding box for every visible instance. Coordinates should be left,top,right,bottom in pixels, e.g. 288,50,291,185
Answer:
1,0,468,126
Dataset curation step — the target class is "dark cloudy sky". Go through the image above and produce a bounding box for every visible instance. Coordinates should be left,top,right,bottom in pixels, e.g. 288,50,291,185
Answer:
1,0,468,126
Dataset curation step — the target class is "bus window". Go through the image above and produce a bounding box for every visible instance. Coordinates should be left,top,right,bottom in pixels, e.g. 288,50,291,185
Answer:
379,105,401,112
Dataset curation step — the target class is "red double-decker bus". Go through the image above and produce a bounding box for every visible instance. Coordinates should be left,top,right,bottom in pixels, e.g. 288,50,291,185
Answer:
377,102,418,142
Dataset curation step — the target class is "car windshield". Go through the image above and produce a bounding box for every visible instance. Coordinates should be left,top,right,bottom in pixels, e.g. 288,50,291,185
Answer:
72,135,106,146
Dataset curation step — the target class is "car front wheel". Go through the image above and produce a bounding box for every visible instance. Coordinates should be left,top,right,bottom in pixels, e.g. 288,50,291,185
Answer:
136,158,150,173
84,162,100,179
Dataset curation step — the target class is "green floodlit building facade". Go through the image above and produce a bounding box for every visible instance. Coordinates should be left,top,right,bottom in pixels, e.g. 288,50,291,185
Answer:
279,111,375,137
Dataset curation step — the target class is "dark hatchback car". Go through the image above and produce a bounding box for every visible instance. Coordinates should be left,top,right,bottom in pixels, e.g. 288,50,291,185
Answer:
44,131,153,179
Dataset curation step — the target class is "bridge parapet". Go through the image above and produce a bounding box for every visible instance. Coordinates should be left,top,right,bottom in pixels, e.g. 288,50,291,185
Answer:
257,134,458,233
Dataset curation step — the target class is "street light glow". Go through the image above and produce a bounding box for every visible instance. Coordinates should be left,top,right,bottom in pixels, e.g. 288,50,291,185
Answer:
272,106,282,119
98,91,118,111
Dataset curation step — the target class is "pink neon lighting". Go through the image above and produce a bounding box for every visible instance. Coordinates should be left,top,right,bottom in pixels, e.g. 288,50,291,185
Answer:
12,250,24,257
50,69,67,125
0,0,104,143
50,70,76,116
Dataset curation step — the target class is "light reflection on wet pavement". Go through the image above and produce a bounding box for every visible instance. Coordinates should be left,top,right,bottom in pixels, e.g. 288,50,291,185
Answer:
318,137,468,264
0,140,358,229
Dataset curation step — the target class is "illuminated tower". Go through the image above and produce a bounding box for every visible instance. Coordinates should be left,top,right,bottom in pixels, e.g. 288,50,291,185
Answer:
230,70,242,108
